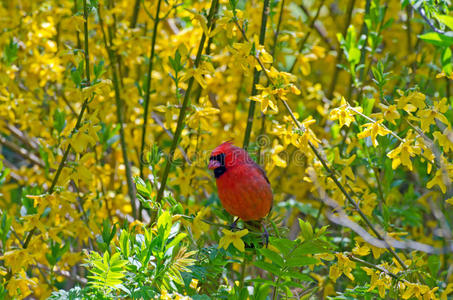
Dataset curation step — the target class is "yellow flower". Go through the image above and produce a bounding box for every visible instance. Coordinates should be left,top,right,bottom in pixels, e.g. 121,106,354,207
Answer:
397,91,426,112
329,265,341,282
231,42,253,66
191,207,210,240
181,67,208,89
441,283,453,299
433,128,453,153
402,283,437,300
372,103,400,125
271,142,287,168
217,10,243,38
352,242,370,256
329,97,362,127
360,192,377,216
329,253,356,282
434,97,449,113
291,116,321,151
387,140,419,171
426,169,447,194
6,270,38,299
362,267,391,298
312,45,326,58
416,107,449,132
0,249,35,274
297,54,311,76
218,229,248,252
70,130,97,153
357,120,391,147
250,88,277,114
187,107,220,129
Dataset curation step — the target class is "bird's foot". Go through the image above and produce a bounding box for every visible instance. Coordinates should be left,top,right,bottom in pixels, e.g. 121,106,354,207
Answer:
262,223,269,248
229,217,240,231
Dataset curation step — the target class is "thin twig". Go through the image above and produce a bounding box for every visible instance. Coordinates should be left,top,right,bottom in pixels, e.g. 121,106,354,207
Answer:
97,1,137,218
5,123,40,152
298,3,335,50
83,0,90,84
233,19,409,269
130,0,141,28
36,263,87,285
155,0,219,205
140,0,163,178
0,135,45,168
6,0,93,281
271,0,285,56
289,0,325,74
313,190,453,254
327,0,356,99
413,5,448,35
357,0,371,85
2,160,24,181
347,254,400,280
151,112,190,163
242,0,270,150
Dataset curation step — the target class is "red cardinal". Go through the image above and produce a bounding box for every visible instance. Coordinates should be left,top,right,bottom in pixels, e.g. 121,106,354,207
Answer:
208,141,273,221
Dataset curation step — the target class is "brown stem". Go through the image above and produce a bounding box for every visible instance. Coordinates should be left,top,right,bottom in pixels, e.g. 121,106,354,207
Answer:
271,0,285,56
0,135,45,168
327,0,356,99
242,0,271,150
130,0,141,28
97,2,137,218
155,0,219,205
140,0,163,178
298,3,335,50
289,0,325,74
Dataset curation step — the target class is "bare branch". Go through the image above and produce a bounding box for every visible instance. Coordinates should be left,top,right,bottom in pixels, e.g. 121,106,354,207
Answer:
0,135,45,168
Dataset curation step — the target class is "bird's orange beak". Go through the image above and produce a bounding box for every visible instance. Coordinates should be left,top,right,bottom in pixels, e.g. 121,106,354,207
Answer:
208,160,221,170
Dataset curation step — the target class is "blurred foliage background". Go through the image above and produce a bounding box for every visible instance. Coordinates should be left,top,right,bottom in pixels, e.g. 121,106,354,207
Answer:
0,0,452,299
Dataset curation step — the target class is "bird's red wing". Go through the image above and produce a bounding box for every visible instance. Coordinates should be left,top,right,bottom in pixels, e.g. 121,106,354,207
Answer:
250,162,273,214
244,163,273,216
216,163,273,221
251,162,270,184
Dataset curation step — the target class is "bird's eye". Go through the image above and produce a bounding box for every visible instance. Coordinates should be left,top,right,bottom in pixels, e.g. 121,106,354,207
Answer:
209,153,225,164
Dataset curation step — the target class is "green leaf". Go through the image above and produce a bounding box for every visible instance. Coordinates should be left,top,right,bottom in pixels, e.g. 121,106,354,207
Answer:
166,232,187,251
418,32,453,47
119,230,131,257
253,260,281,276
53,109,66,134
157,210,172,241
134,176,151,198
259,248,284,267
441,47,452,74
292,240,329,255
436,14,453,30
362,97,375,116
270,238,296,256
87,250,127,293
3,38,18,66
71,68,82,88
285,256,319,267
283,271,313,282
298,219,313,241
247,278,277,287
93,60,106,80
428,255,440,276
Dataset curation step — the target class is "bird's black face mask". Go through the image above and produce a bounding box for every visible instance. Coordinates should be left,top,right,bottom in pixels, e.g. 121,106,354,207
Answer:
209,153,226,178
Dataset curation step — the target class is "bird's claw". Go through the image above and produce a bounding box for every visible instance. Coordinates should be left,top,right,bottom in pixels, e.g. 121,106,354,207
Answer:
262,223,269,248
230,217,239,231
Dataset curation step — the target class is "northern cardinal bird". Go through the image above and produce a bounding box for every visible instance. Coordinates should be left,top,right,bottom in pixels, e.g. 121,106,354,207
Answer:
208,141,273,222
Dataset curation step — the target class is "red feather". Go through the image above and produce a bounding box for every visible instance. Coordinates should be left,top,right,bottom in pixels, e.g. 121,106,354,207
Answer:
208,142,273,221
